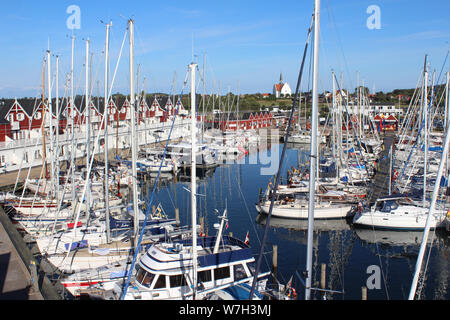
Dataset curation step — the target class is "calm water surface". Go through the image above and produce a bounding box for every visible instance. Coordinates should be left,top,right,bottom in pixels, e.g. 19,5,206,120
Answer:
141,142,449,300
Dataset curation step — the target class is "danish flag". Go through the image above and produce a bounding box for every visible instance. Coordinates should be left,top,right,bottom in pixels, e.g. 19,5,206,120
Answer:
244,231,250,245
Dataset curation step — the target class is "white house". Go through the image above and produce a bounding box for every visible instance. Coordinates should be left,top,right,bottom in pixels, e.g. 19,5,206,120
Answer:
273,73,292,98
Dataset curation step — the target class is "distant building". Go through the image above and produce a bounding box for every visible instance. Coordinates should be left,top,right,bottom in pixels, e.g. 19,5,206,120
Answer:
273,73,292,98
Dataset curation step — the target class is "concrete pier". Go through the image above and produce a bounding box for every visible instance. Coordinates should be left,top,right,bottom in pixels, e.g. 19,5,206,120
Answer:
0,207,62,300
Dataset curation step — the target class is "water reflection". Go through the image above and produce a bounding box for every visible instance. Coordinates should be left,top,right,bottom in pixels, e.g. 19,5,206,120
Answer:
256,213,351,233
354,228,448,247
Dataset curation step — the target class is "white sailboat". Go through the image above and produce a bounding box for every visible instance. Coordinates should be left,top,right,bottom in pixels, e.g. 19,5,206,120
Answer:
352,196,445,230
112,60,269,300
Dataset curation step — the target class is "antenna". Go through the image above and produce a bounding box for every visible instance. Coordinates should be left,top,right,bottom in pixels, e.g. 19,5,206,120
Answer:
192,32,194,62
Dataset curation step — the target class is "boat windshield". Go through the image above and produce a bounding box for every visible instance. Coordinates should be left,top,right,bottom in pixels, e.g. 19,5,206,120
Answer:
136,268,155,287
380,200,398,212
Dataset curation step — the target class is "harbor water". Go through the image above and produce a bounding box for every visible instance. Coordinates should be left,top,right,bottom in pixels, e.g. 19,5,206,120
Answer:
141,142,450,300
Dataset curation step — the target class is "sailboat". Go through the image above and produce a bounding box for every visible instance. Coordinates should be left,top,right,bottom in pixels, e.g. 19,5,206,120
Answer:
352,195,445,230
111,61,269,300
31,21,190,276
250,0,330,301
353,57,447,231
112,210,269,300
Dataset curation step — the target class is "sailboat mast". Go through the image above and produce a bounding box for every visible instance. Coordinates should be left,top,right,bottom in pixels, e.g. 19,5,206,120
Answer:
388,144,392,195
189,62,198,299
104,22,111,243
55,55,60,204
409,96,450,300
202,54,206,141
129,19,140,246
237,80,240,136
305,0,320,301
85,39,91,214
356,71,360,138
423,57,428,207
70,36,75,202
445,72,449,132
332,71,337,174
47,50,55,196
41,58,48,180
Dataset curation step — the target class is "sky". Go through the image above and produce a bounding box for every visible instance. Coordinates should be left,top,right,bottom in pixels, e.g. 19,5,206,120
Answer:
0,0,449,98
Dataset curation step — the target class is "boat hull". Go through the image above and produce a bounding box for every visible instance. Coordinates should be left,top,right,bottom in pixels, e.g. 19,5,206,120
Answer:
256,202,352,219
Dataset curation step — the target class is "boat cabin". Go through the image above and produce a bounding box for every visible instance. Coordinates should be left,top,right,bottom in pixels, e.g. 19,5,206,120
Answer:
121,236,262,300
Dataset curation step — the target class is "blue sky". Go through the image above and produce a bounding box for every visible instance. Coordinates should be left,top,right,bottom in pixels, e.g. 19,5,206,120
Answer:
0,0,449,98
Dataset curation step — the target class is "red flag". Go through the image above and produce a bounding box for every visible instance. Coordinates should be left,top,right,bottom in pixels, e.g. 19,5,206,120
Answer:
244,231,250,245
225,221,229,229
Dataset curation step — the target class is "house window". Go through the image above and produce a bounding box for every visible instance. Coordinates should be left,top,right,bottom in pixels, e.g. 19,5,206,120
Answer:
34,112,42,120
121,108,127,114
110,108,116,114
17,113,25,121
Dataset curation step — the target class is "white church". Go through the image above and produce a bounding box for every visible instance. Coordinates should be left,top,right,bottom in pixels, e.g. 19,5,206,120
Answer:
273,73,292,98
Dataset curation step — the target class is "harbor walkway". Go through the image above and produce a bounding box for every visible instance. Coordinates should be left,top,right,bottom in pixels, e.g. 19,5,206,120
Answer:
367,131,396,205
0,207,62,300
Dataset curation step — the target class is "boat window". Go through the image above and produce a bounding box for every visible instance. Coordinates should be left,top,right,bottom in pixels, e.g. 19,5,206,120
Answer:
198,270,212,283
214,267,230,280
381,200,395,213
136,269,154,287
169,274,188,288
234,264,247,281
247,262,256,276
153,275,166,289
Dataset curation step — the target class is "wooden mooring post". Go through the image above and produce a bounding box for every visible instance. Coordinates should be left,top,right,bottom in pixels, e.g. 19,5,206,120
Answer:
320,263,326,290
272,245,278,285
362,286,367,300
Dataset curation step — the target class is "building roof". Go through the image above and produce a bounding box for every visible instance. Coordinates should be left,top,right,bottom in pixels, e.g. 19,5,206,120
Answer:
274,84,283,92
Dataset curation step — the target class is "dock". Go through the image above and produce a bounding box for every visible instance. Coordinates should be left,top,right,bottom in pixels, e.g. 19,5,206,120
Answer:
367,132,395,205
0,206,64,300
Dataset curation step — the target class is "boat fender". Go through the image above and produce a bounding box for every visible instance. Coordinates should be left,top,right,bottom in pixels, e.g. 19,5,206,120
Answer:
287,287,297,299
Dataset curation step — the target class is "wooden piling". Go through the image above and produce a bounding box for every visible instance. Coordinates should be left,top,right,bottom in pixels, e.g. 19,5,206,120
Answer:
272,245,278,270
362,286,367,300
272,245,278,285
175,208,180,226
320,263,326,290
